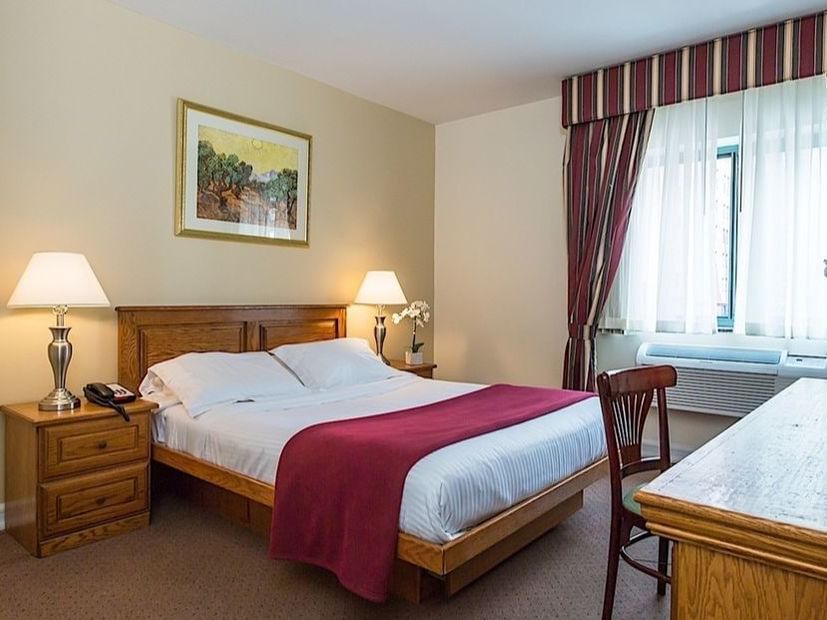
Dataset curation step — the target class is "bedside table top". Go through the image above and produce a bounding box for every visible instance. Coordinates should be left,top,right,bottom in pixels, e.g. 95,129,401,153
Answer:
1,398,157,426
389,359,437,372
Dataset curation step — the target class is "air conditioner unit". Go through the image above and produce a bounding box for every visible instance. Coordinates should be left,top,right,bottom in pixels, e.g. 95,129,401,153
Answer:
636,343,827,417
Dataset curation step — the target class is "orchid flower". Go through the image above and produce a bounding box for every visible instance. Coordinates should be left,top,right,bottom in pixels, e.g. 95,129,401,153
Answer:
393,300,431,352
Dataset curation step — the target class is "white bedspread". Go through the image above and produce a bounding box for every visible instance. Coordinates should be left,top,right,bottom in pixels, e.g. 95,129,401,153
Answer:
152,375,606,543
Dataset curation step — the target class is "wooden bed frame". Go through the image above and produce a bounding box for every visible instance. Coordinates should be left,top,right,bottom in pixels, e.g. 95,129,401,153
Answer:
116,304,607,603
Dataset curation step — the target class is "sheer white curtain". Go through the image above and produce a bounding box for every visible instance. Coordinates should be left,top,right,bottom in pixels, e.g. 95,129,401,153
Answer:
603,98,721,333
606,75,827,337
736,76,827,339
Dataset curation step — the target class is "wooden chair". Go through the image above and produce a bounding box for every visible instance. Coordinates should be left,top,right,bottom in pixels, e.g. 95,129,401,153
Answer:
596,365,676,620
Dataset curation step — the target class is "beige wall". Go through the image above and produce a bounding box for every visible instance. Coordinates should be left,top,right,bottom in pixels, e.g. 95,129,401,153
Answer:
434,99,568,386
0,0,435,505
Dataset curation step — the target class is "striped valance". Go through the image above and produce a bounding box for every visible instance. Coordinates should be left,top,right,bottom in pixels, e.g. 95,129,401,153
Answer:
562,11,827,127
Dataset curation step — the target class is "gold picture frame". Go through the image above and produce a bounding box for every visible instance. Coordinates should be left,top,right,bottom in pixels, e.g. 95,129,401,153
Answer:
175,99,311,246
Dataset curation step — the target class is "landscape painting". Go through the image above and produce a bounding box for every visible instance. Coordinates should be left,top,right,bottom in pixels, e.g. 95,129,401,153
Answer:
176,100,311,246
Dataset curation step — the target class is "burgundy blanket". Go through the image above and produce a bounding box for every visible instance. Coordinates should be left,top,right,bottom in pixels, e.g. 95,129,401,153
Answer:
268,384,592,602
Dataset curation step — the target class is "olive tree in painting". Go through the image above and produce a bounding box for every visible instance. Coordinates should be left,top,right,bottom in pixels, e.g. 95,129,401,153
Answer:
263,169,299,228
195,128,300,230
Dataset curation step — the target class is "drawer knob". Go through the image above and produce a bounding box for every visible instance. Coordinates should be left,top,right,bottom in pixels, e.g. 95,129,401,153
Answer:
96,497,106,506
98,441,108,450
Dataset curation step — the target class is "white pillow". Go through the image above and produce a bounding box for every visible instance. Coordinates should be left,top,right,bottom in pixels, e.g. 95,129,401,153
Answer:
140,351,309,417
272,338,402,390
137,376,181,413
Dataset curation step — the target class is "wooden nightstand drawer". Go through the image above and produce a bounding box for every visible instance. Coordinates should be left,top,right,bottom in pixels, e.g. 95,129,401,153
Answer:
389,359,437,379
40,412,149,480
3,399,155,557
39,462,148,538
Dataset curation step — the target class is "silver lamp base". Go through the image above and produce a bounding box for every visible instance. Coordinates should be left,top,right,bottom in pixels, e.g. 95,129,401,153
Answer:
373,312,390,365
39,306,80,412
39,387,81,411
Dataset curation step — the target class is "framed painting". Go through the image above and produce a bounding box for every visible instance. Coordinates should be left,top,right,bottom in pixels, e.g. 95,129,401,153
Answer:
176,99,311,246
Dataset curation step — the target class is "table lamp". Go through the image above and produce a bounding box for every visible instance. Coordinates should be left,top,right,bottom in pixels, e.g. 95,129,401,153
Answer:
7,252,110,411
354,270,407,364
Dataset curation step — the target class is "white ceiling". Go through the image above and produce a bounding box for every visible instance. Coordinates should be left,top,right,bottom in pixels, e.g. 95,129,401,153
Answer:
111,0,824,123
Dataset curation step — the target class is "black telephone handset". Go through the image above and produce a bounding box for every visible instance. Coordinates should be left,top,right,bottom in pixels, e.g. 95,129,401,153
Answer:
84,383,135,422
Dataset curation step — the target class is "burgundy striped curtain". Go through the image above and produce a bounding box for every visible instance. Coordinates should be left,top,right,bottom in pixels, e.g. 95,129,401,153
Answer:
562,111,654,392
562,11,827,127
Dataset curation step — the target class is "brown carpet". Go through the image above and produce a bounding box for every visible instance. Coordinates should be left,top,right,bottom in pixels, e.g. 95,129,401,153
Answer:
0,477,669,619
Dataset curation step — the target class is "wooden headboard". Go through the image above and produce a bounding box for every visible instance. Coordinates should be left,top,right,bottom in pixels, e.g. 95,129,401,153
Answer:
116,305,347,392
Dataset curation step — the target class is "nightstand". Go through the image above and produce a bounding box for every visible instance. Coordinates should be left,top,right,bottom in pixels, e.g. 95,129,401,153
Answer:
389,359,437,379
1,398,155,557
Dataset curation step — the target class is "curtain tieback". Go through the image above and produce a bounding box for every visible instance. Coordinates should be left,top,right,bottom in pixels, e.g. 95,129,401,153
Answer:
568,324,597,340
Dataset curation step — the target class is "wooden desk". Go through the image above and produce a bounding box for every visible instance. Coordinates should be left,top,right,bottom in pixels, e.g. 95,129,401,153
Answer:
636,378,827,620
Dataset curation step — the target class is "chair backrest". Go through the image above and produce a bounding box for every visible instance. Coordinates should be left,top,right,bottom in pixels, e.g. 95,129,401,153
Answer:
596,365,677,499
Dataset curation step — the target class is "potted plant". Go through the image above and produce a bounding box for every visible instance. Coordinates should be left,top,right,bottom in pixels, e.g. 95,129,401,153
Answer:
392,300,431,365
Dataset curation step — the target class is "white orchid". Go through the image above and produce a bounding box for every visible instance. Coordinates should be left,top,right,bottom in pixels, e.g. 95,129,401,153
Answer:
392,300,431,353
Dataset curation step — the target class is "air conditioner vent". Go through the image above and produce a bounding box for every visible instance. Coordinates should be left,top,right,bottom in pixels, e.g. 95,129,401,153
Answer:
637,343,826,417
667,368,776,417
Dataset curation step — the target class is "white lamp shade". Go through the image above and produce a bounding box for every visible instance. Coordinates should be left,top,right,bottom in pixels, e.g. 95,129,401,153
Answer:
354,270,407,305
8,252,110,308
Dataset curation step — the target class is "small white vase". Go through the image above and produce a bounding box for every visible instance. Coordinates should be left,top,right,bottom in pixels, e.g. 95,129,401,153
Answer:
405,351,424,365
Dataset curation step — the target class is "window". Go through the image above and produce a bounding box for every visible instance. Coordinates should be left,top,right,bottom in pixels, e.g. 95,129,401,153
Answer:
714,145,737,330
604,75,827,339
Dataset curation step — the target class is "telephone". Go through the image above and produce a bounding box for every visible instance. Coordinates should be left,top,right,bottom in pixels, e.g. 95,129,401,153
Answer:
83,383,135,422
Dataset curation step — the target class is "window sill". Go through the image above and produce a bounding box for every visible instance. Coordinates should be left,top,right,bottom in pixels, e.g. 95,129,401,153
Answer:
596,331,827,356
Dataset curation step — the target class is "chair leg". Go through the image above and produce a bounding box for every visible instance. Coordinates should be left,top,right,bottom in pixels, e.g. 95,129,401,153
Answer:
602,514,622,620
657,537,668,596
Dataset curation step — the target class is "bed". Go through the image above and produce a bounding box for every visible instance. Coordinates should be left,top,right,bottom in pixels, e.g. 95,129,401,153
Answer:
117,304,607,602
